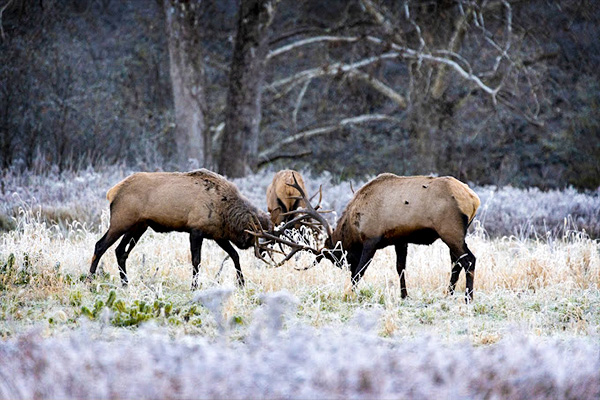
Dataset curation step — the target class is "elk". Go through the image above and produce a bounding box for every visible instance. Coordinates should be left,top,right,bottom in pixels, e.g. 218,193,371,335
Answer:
266,169,308,226
257,173,480,302
89,169,272,288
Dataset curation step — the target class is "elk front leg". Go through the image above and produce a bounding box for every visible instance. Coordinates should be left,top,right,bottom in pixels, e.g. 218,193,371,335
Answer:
190,230,204,289
395,242,408,299
350,238,379,289
215,239,244,287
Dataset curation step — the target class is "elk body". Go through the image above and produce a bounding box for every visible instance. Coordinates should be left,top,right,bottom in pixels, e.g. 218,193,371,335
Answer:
89,169,272,287
327,173,480,300
266,169,308,226
264,173,480,301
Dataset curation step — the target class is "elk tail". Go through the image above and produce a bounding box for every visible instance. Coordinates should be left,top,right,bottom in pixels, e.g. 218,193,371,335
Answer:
106,181,125,202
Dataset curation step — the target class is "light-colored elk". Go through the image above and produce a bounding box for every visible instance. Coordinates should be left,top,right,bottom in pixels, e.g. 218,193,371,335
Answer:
89,169,272,288
259,173,480,301
266,169,308,226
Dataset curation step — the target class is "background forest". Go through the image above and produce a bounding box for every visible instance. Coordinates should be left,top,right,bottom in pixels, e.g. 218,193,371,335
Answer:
1,0,599,189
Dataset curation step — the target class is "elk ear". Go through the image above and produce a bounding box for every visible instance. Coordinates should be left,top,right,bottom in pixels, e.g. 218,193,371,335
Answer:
269,205,282,215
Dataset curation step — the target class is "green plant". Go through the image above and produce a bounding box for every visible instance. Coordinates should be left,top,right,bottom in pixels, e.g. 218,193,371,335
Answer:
416,308,436,325
69,290,83,307
0,253,16,290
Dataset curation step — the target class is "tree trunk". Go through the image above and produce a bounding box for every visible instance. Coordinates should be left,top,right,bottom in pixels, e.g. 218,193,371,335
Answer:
164,0,209,170
218,0,278,178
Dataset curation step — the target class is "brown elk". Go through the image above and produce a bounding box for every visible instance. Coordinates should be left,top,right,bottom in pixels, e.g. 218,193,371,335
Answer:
266,169,308,226
89,169,272,288
258,173,480,301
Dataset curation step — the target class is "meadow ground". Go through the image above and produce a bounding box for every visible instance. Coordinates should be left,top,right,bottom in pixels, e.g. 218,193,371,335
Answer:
0,167,599,398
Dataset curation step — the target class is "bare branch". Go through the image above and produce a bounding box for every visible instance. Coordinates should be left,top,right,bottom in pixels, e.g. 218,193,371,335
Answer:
267,51,401,92
267,35,360,60
431,4,473,99
362,36,503,100
258,114,398,161
473,0,515,73
267,32,505,103
496,92,544,127
0,0,14,42
293,79,311,131
256,150,312,167
361,0,395,35
347,70,407,108
265,1,539,122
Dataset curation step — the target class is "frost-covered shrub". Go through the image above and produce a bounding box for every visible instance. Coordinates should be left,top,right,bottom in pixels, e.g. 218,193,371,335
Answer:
0,166,130,232
476,185,600,238
0,293,598,399
1,166,599,238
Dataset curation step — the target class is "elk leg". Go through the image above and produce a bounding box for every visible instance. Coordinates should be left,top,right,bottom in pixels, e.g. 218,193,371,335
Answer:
216,239,244,287
190,230,204,289
351,239,378,288
448,252,462,296
462,245,476,302
115,225,147,286
447,244,476,303
395,242,408,299
89,228,125,277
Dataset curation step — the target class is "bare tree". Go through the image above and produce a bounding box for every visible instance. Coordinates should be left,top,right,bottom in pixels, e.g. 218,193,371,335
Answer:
218,0,279,178
260,0,546,177
164,0,209,170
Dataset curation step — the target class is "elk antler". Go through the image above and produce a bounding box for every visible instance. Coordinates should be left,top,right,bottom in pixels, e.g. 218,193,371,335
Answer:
282,173,334,239
249,173,334,268
248,228,321,267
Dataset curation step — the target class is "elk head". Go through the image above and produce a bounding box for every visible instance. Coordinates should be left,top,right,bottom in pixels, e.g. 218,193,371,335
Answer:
250,172,336,268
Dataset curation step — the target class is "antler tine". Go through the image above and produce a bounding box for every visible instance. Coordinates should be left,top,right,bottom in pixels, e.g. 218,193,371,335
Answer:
287,173,333,239
255,230,320,255
317,184,323,208
275,212,313,231
247,226,320,268
271,247,305,268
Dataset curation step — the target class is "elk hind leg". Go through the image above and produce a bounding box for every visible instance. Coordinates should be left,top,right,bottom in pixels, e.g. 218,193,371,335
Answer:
446,242,476,302
461,245,476,302
115,224,147,286
439,216,476,302
90,227,126,277
448,252,463,296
